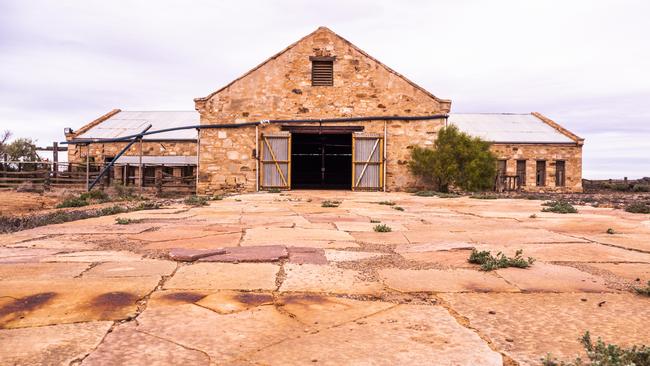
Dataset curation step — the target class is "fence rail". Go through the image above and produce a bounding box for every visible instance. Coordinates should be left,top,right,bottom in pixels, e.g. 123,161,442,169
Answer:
0,160,196,193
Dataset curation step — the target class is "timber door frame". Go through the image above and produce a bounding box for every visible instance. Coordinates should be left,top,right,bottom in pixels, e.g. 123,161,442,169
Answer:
352,133,384,191
260,133,291,190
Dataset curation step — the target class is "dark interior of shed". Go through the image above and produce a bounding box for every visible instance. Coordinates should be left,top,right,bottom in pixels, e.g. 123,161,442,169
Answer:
291,133,352,189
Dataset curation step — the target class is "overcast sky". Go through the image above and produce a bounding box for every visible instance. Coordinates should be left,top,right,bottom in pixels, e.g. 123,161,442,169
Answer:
1,0,648,179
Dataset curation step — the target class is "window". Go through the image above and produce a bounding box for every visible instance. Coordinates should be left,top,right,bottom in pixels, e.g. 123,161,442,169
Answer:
516,160,526,186
555,160,566,187
497,160,507,177
536,160,546,187
310,56,334,86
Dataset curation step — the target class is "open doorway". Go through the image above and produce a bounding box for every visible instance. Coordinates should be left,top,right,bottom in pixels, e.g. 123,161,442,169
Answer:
291,133,352,189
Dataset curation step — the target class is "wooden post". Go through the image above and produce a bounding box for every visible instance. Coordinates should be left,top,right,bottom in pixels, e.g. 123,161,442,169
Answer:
195,128,200,195
138,139,143,192
52,142,58,178
85,145,90,191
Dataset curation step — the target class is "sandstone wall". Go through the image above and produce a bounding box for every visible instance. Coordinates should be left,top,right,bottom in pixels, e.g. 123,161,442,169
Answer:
195,27,451,193
490,143,583,192
196,119,445,194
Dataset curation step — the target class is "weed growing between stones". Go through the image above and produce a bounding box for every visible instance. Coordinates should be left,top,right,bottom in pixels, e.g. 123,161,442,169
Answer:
606,228,616,235
184,195,209,206
542,200,578,214
625,202,650,214
321,200,341,208
635,281,650,297
468,249,535,271
377,201,396,206
373,224,392,232
370,219,381,223
115,217,142,225
393,206,405,211
541,331,650,366
529,214,537,219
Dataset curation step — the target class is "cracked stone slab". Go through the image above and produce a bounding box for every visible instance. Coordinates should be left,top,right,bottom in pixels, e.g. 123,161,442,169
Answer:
287,247,327,265
379,268,519,293
243,305,502,365
351,231,409,245
0,276,160,328
242,227,354,247
0,321,113,365
474,242,650,263
277,293,394,329
144,232,242,250
165,263,279,291
40,250,144,262
81,323,211,365
399,249,476,268
199,245,288,263
496,262,611,292
168,248,227,262
0,262,89,280
334,221,408,232
197,291,275,314
280,263,383,295
440,293,650,365
134,303,304,363
84,259,177,278
5,237,94,250
0,247,62,263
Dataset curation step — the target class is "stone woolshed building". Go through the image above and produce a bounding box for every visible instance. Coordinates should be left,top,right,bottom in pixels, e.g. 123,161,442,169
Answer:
66,27,584,193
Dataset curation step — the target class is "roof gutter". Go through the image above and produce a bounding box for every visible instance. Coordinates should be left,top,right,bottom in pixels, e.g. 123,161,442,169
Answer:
62,114,447,144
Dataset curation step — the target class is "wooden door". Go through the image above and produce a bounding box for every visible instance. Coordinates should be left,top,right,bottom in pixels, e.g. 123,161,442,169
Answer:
261,133,291,190
352,133,383,190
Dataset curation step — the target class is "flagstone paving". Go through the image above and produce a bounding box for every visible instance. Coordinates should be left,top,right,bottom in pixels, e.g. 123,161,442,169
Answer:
0,190,649,365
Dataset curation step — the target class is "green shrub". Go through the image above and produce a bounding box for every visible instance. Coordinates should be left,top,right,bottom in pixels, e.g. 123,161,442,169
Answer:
408,125,497,192
321,200,341,208
373,224,392,232
413,190,437,197
470,194,498,199
625,202,650,214
184,195,209,206
100,205,127,216
57,196,90,208
212,194,224,200
542,200,578,214
468,249,535,271
393,206,405,211
377,201,396,206
79,190,109,202
115,217,142,225
542,331,650,366
606,228,615,235
635,281,650,297
135,202,160,211
633,184,650,192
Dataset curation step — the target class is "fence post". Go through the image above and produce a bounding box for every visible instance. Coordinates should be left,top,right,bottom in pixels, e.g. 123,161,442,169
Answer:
52,142,58,178
43,170,50,190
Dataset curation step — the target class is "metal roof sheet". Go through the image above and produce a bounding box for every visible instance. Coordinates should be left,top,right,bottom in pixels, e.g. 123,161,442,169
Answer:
115,155,197,165
76,111,198,140
448,113,574,143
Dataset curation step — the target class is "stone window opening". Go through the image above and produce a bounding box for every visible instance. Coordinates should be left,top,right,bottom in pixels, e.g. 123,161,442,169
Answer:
555,160,566,187
516,160,526,186
536,160,546,187
310,56,334,86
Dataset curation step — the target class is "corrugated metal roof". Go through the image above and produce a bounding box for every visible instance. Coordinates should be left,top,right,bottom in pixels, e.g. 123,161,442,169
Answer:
448,113,574,143
115,155,197,165
76,111,198,140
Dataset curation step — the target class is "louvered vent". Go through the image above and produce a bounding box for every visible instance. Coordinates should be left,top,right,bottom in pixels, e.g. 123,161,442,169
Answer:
311,59,334,86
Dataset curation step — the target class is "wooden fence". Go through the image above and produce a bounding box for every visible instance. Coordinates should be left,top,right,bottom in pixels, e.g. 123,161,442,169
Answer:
0,161,196,193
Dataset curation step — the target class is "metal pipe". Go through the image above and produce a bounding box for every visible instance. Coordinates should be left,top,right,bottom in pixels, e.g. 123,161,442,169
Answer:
88,124,152,191
62,115,448,145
